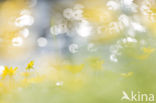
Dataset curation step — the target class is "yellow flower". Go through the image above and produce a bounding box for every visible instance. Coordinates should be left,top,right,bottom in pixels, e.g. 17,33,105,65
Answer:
64,64,84,73
1,66,18,78
143,47,155,54
82,0,113,24
87,57,104,70
26,61,34,70
121,72,133,77
138,47,155,60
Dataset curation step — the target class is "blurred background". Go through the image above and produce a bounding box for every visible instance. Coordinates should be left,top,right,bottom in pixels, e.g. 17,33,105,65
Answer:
0,0,156,103
0,0,155,71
